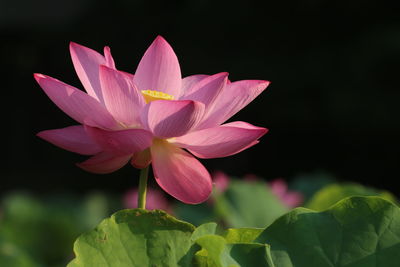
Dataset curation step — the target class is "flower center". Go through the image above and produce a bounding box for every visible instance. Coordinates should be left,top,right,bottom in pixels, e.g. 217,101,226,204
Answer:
141,90,174,103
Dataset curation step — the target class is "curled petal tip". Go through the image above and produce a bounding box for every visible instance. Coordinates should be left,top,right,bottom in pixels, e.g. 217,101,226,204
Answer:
214,72,229,80
69,41,88,48
33,73,46,81
103,46,115,68
262,127,269,135
36,131,45,138
155,35,167,42
151,35,170,47
151,35,174,50
220,71,229,76
103,46,111,56
150,35,176,52
69,41,82,50
261,80,271,87
36,130,52,139
252,80,271,89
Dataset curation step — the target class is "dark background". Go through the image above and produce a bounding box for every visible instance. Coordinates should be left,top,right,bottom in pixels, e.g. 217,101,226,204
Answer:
2,0,399,195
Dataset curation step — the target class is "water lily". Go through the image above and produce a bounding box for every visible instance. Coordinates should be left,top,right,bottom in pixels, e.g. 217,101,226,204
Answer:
35,36,269,204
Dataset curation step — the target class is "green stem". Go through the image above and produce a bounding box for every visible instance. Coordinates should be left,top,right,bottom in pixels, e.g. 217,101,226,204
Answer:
137,166,149,209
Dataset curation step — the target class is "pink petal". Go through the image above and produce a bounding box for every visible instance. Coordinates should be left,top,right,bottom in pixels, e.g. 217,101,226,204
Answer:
151,140,212,204
282,192,304,208
141,100,205,138
180,74,209,95
70,42,112,103
180,72,228,109
85,126,153,156
34,74,119,130
133,36,182,97
197,80,270,129
77,152,131,174
118,70,135,80
99,65,145,127
103,46,116,69
37,125,101,155
172,121,268,159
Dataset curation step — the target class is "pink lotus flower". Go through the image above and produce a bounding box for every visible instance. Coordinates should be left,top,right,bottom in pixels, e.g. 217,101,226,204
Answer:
35,36,269,204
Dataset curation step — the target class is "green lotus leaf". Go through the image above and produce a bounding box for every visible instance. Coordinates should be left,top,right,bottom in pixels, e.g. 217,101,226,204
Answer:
222,228,264,243
193,234,273,267
256,196,400,267
68,209,195,267
191,222,218,241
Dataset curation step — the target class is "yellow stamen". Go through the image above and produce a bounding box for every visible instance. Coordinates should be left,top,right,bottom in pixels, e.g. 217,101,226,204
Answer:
141,90,174,103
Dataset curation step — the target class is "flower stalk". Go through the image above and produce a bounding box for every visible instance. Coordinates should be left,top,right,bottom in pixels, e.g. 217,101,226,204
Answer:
138,166,149,209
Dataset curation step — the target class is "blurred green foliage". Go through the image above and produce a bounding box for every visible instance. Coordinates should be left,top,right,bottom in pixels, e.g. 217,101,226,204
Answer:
290,170,336,201
0,172,398,266
306,183,397,211
0,192,114,267
215,181,289,228
0,240,39,267
175,179,290,228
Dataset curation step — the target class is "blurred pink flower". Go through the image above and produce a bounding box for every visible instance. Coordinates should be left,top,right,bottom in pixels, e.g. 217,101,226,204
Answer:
269,178,303,208
212,171,303,208
123,188,170,212
212,171,230,193
35,36,269,204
